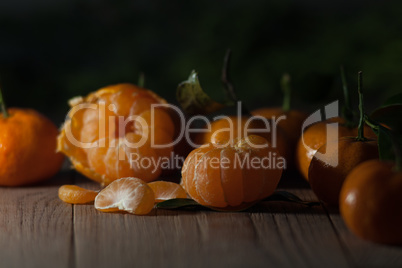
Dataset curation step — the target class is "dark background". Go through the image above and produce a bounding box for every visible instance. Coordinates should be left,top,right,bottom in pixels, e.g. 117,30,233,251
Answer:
1,0,401,124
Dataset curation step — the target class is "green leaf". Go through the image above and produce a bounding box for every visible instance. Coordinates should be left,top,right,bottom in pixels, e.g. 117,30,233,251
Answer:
176,70,225,116
155,191,319,212
378,126,395,161
365,116,402,163
383,93,402,106
262,191,320,207
155,198,256,212
155,198,204,210
370,104,402,133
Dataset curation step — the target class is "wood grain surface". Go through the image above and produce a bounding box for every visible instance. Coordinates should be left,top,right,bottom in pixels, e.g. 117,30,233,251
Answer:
0,171,401,268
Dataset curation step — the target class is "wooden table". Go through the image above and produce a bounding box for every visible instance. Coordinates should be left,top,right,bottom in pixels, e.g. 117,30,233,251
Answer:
1,169,401,268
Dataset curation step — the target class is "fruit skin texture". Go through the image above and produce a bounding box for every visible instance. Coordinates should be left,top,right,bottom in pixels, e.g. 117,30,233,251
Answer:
252,108,307,168
340,160,402,245
58,185,98,204
0,108,64,186
57,83,175,185
95,177,155,215
296,117,376,180
308,138,378,205
196,115,289,168
181,135,283,208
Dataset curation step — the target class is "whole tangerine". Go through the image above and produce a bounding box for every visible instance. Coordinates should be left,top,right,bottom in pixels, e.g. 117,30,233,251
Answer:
252,108,307,168
296,116,376,180
340,159,402,245
308,137,378,205
0,107,64,186
308,72,379,204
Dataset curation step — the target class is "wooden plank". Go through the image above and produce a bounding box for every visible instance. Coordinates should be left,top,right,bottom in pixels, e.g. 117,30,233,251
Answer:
73,175,353,268
249,188,352,268
0,171,74,268
324,206,402,268
74,196,270,268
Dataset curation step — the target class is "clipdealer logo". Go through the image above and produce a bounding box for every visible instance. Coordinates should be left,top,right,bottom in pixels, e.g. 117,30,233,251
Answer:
300,100,339,167
64,100,340,169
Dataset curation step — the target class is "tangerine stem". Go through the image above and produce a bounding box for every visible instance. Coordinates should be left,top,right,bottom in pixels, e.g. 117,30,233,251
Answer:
222,49,237,103
340,65,354,127
281,73,291,112
221,49,250,116
138,72,145,88
0,86,9,118
357,71,366,141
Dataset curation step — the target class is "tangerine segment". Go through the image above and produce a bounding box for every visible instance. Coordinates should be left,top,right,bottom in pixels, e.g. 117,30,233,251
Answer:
94,177,155,215
220,147,244,207
195,148,227,207
181,143,215,203
148,181,187,202
236,136,270,203
58,185,98,204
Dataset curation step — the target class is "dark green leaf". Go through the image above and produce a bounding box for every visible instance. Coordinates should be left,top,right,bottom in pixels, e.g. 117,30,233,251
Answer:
262,191,320,207
156,191,319,212
155,198,256,212
370,104,402,134
155,198,205,210
378,126,395,161
366,116,402,162
176,70,225,116
383,93,402,106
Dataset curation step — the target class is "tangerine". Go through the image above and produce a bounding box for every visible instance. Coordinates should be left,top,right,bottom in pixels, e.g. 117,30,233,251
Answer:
340,160,402,245
181,135,283,208
196,115,289,168
0,107,64,186
57,83,175,185
296,117,376,180
252,108,307,168
308,138,378,205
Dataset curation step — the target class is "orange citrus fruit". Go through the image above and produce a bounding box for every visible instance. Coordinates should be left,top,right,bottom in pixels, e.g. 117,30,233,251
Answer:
340,160,402,245
0,108,64,186
308,138,378,205
296,117,376,180
94,177,155,215
148,181,187,202
252,108,307,168
196,115,289,168
58,185,98,204
57,83,175,185
182,135,283,208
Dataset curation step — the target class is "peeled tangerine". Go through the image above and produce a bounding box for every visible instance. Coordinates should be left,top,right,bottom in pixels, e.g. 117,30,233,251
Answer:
57,84,175,185
95,177,155,215
181,135,284,208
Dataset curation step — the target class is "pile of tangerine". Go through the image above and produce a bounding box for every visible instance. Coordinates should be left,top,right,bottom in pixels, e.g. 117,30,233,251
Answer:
57,83,285,214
